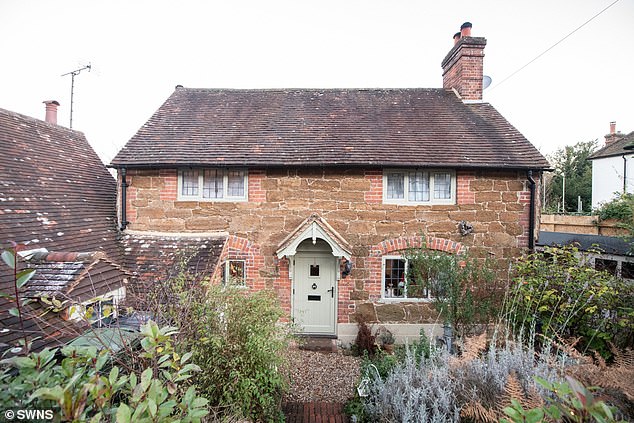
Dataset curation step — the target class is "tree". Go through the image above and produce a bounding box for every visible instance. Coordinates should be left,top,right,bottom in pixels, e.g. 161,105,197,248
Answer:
545,140,598,213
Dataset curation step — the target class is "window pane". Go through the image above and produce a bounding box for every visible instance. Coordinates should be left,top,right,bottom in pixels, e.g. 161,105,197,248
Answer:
181,170,199,196
203,169,223,198
384,258,406,298
310,264,320,277
595,258,617,276
622,261,634,279
225,260,245,286
408,171,430,202
227,170,245,197
387,173,405,199
434,172,451,199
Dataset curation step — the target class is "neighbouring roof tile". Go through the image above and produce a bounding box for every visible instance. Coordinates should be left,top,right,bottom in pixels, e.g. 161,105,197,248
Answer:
121,232,227,296
588,131,634,160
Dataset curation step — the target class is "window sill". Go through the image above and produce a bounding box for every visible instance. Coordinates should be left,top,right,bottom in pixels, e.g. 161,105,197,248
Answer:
176,197,248,203
378,297,434,303
382,199,455,206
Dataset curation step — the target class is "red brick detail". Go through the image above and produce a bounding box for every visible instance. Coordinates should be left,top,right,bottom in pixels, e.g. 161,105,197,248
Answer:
215,235,267,291
159,169,177,201
370,235,466,257
248,169,266,202
364,170,382,203
273,258,292,321
456,170,476,205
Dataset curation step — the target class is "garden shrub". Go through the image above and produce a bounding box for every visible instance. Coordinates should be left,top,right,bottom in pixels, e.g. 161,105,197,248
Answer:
360,331,576,423
404,248,503,338
0,320,208,422
145,266,291,423
508,245,634,357
186,286,289,423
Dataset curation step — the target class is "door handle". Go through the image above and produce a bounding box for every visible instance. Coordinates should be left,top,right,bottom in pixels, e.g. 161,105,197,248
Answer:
327,287,334,298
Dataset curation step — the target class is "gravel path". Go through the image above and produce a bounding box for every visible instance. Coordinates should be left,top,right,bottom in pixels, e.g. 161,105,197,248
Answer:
283,347,361,403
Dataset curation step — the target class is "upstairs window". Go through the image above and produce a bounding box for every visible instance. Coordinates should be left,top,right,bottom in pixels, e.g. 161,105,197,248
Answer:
384,170,455,204
178,168,247,201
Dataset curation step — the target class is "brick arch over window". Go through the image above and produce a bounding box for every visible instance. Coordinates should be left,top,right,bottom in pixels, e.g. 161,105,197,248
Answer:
215,235,266,290
370,235,466,258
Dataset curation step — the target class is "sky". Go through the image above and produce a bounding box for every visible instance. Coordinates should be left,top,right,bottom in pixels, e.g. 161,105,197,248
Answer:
1,0,633,166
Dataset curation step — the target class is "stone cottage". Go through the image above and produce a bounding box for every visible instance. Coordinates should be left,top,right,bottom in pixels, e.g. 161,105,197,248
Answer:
110,23,550,343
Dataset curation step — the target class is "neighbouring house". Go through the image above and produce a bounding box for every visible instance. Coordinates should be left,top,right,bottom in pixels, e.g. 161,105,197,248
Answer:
110,23,550,343
0,102,129,352
588,122,634,209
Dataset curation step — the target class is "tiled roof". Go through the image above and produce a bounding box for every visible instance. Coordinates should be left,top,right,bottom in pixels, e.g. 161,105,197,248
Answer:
2,250,129,353
121,231,226,297
0,107,121,259
110,87,550,170
588,131,634,160
25,251,129,302
0,106,123,351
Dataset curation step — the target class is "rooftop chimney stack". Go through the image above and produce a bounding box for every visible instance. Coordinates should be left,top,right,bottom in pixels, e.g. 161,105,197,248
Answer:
605,121,620,146
43,100,60,125
441,22,487,101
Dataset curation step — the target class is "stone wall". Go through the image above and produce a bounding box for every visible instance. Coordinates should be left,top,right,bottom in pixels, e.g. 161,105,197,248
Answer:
120,167,538,324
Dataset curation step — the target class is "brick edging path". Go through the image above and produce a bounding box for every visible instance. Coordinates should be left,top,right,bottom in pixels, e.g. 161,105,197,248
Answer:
283,402,348,423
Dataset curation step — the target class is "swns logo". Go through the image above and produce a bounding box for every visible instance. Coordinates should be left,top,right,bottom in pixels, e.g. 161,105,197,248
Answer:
4,409,54,420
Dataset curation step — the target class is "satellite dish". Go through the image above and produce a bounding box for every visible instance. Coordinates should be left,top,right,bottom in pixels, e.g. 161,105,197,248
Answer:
483,75,492,90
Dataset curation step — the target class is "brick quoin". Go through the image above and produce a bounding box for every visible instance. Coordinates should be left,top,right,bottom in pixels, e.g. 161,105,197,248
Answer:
364,170,382,204
456,170,476,204
248,169,266,202
159,169,177,201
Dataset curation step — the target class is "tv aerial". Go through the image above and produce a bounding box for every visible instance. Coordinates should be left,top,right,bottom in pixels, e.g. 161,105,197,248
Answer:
61,63,91,129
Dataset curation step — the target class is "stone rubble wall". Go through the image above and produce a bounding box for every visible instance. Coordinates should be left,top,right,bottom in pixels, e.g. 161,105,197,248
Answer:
119,167,538,324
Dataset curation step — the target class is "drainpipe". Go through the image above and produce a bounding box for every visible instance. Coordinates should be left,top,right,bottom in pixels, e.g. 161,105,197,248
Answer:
623,154,627,194
120,168,129,230
527,170,536,250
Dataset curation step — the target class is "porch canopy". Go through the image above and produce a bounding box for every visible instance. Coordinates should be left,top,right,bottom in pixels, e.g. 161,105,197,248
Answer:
276,213,352,260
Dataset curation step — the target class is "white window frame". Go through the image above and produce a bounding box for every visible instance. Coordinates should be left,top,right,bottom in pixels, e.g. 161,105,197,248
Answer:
381,256,433,301
223,259,247,287
177,168,248,202
382,169,456,205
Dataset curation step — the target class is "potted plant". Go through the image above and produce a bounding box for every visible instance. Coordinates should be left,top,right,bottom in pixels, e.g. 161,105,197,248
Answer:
376,326,395,354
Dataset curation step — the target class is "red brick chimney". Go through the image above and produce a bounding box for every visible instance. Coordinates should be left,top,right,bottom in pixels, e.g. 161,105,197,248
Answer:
43,100,60,125
604,121,621,146
442,22,487,101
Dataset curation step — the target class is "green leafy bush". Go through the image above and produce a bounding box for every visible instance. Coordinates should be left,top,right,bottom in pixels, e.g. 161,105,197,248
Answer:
188,286,289,422
148,267,290,423
508,245,634,357
0,320,208,422
502,376,627,423
404,248,502,336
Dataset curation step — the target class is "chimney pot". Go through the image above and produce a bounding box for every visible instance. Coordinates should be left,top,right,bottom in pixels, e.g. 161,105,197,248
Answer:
43,100,60,125
453,32,461,45
460,22,472,37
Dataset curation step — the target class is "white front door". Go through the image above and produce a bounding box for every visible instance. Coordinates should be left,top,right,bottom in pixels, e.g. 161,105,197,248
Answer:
293,254,336,334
